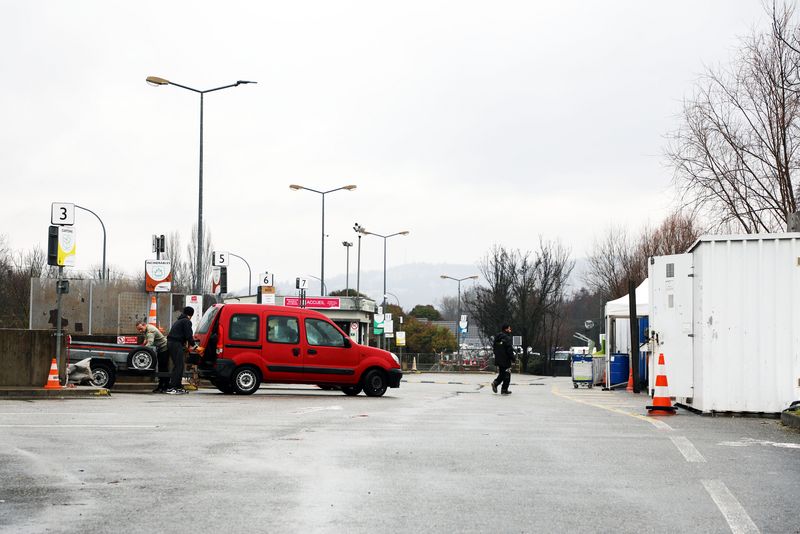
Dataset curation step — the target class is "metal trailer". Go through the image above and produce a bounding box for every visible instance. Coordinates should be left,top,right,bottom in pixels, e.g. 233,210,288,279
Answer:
67,340,157,389
571,353,594,388
649,233,800,414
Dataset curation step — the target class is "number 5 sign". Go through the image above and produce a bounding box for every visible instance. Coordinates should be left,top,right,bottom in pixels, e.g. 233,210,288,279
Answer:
213,251,228,266
51,202,75,225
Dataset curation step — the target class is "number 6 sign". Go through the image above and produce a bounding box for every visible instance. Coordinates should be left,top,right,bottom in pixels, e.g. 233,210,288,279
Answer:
259,272,274,287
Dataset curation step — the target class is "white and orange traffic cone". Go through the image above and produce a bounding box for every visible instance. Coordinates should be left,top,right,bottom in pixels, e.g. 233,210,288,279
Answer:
147,295,157,326
44,358,61,389
646,353,676,416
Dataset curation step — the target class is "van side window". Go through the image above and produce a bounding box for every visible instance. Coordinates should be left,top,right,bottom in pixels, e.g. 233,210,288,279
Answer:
267,316,299,344
305,318,345,347
229,314,259,342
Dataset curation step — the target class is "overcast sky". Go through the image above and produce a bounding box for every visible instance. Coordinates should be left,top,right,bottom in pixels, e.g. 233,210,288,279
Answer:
1,1,768,303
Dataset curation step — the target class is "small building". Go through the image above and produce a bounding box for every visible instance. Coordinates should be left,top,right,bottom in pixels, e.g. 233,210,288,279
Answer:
649,233,800,413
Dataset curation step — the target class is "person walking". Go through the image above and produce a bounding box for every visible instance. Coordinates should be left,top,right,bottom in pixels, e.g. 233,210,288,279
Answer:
491,324,515,395
164,307,200,395
135,319,170,393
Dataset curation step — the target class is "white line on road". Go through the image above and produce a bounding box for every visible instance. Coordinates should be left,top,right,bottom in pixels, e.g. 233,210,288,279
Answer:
0,413,117,416
292,406,343,415
670,435,706,463
0,425,158,428
702,480,760,534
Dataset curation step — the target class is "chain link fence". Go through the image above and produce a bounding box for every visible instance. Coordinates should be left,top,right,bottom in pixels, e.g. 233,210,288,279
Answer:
29,277,212,335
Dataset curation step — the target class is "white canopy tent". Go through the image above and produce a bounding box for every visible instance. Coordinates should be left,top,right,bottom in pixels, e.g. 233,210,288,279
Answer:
603,278,650,388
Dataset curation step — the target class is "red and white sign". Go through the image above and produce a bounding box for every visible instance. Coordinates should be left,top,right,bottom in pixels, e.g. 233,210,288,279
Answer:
284,297,341,309
117,336,139,345
145,260,172,292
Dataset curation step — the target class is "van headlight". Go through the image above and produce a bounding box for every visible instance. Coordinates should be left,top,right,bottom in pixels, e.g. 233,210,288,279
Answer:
390,352,400,365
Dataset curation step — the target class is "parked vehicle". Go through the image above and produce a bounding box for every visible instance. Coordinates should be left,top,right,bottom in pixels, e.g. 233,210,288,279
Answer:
194,303,403,396
67,337,157,388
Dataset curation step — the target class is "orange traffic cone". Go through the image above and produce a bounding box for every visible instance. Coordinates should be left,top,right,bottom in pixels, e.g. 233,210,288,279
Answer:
626,360,634,392
646,353,676,415
147,295,157,326
44,358,61,389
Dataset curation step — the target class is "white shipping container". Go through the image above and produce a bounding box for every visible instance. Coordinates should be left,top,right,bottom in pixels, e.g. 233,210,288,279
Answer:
649,233,800,413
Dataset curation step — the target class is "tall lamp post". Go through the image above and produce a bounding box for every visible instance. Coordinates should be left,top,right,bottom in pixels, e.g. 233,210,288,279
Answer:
440,275,479,358
356,227,410,348
146,75,256,293
353,223,365,295
228,252,252,295
290,184,357,295
75,204,106,280
342,241,353,296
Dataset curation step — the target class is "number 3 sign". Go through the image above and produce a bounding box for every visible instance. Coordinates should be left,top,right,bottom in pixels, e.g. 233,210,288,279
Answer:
51,202,75,225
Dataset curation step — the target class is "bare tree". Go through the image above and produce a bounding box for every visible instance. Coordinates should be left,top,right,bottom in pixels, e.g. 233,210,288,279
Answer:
164,231,191,293
584,226,635,301
667,2,799,232
186,224,214,294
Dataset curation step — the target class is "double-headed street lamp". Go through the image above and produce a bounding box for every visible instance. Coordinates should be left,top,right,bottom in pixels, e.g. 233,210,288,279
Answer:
146,75,256,293
440,274,479,358
356,227,410,347
290,184,357,295
342,241,353,296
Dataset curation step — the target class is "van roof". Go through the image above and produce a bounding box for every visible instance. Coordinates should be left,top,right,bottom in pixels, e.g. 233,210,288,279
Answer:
212,303,331,319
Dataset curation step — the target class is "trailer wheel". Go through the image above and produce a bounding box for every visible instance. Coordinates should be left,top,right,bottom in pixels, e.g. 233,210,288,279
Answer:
128,349,155,371
90,363,116,389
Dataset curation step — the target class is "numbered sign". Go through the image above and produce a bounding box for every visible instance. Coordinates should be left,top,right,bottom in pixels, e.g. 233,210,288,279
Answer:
213,251,229,266
259,272,275,287
296,277,308,290
51,202,75,225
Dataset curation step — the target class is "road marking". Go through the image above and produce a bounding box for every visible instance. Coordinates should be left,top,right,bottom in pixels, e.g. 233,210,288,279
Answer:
702,480,760,534
718,438,800,450
0,425,158,428
669,435,706,462
551,385,673,430
292,406,343,414
0,413,117,416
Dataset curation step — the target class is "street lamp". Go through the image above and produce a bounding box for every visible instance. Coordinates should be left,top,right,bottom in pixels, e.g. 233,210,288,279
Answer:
342,241,353,296
75,205,106,280
440,275,479,358
353,223,365,295
146,75,256,293
306,274,327,296
227,252,252,295
290,184,356,295
356,226,410,348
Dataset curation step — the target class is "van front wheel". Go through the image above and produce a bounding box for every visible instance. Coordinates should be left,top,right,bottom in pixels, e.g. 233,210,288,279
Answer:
231,367,260,395
362,369,387,397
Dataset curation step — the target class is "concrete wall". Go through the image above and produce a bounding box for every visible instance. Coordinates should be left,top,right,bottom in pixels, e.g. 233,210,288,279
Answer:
0,329,65,387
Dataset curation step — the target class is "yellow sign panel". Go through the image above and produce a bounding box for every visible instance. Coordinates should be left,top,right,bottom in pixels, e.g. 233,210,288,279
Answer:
57,227,76,267
395,331,406,347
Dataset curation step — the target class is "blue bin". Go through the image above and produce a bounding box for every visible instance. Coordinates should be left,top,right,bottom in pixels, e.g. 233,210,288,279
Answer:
609,353,629,385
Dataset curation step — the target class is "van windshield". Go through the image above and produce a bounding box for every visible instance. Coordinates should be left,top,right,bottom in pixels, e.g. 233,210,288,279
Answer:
196,306,220,335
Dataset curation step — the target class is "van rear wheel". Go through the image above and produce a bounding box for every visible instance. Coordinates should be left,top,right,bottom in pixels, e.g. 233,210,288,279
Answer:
231,367,260,395
362,369,387,397
211,378,234,394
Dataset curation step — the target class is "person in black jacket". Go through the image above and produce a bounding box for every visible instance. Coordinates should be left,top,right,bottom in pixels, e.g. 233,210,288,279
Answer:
491,324,515,395
165,307,200,395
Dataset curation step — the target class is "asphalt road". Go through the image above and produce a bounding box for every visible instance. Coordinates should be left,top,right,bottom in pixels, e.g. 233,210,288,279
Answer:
1,375,798,533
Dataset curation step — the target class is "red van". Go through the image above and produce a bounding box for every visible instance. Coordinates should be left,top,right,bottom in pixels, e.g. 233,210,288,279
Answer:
193,303,402,396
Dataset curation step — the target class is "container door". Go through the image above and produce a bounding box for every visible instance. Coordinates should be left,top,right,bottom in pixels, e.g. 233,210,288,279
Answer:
649,253,694,398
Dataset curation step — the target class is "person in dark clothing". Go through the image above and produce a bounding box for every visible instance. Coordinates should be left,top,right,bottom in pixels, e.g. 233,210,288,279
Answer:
165,307,200,395
491,324,515,395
